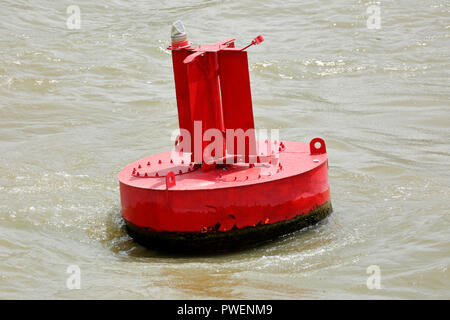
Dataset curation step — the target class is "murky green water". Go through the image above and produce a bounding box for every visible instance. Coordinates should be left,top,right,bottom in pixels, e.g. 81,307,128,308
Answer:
0,0,449,299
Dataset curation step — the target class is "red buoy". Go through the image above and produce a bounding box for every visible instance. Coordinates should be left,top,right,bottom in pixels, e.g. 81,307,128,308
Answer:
118,22,332,252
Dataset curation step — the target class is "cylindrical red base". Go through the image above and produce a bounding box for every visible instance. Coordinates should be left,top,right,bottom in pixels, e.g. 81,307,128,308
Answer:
118,140,331,252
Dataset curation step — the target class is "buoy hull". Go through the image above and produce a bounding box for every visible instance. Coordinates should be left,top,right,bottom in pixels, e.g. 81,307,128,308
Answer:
118,140,332,253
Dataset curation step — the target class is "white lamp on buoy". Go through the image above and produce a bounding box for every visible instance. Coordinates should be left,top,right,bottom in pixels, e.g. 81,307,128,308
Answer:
171,20,190,49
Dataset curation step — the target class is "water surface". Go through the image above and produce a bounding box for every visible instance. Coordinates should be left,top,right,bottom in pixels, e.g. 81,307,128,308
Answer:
0,0,449,299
